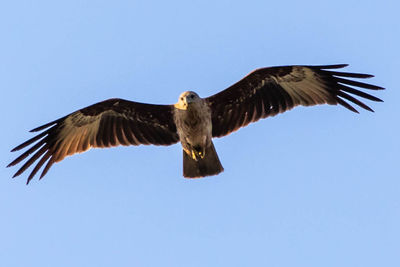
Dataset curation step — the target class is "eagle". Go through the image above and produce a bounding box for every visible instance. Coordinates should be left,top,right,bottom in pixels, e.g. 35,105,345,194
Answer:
8,64,384,184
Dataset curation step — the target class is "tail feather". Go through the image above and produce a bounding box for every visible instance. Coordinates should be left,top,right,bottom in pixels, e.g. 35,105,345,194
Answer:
183,142,224,178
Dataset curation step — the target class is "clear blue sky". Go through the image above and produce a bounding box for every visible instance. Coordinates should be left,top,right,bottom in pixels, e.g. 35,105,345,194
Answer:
1,1,399,266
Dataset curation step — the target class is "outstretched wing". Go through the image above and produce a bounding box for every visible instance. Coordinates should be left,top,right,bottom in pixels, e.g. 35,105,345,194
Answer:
206,64,384,137
8,98,179,184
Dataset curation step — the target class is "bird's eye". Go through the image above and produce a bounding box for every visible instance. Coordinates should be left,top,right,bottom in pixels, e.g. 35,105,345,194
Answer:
180,97,183,101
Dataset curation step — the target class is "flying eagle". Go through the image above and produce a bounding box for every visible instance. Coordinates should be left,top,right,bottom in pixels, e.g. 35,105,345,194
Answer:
8,64,383,184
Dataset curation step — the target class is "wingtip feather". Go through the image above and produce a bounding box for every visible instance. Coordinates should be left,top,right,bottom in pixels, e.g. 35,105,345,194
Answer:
30,123,54,132
26,176,34,185
316,64,349,69
335,97,359,113
29,117,64,132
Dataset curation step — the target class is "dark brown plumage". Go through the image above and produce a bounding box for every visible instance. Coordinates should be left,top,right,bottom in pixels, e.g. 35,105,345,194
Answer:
8,99,179,183
8,64,384,184
206,64,383,137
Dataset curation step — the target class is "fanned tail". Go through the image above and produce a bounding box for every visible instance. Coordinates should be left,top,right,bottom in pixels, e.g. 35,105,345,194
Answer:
183,141,223,178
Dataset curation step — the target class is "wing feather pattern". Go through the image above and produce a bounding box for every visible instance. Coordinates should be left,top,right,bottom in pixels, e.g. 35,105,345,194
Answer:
206,64,384,137
8,98,179,184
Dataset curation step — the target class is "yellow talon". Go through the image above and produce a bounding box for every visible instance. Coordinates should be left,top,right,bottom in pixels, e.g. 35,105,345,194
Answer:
188,146,205,161
191,150,197,160
199,151,205,159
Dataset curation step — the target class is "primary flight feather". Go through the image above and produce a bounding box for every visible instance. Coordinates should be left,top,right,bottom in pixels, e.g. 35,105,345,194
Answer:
8,64,384,184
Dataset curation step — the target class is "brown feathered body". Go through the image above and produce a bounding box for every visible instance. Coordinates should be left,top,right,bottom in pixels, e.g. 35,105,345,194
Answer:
173,91,224,177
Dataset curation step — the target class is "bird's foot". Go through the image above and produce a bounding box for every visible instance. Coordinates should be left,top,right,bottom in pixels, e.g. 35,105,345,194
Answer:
191,150,198,161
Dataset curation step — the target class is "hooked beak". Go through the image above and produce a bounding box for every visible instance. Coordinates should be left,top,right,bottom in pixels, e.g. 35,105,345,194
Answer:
183,95,197,107
175,92,199,110
185,96,194,105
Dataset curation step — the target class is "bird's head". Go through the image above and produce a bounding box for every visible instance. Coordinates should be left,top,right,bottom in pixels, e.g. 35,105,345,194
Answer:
176,91,200,109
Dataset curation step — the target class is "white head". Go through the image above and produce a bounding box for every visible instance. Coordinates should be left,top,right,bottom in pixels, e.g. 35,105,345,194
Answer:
176,91,201,109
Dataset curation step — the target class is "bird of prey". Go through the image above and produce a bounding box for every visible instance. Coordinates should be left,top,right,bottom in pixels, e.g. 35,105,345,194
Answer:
8,64,383,184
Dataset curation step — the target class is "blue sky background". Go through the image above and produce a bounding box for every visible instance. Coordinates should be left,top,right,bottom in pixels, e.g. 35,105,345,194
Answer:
1,0,399,266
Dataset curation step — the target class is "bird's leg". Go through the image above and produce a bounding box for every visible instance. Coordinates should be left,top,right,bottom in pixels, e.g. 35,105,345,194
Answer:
183,146,195,160
192,145,205,160
183,143,199,161
183,142,205,161
191,150,198,161
199,146,206,159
